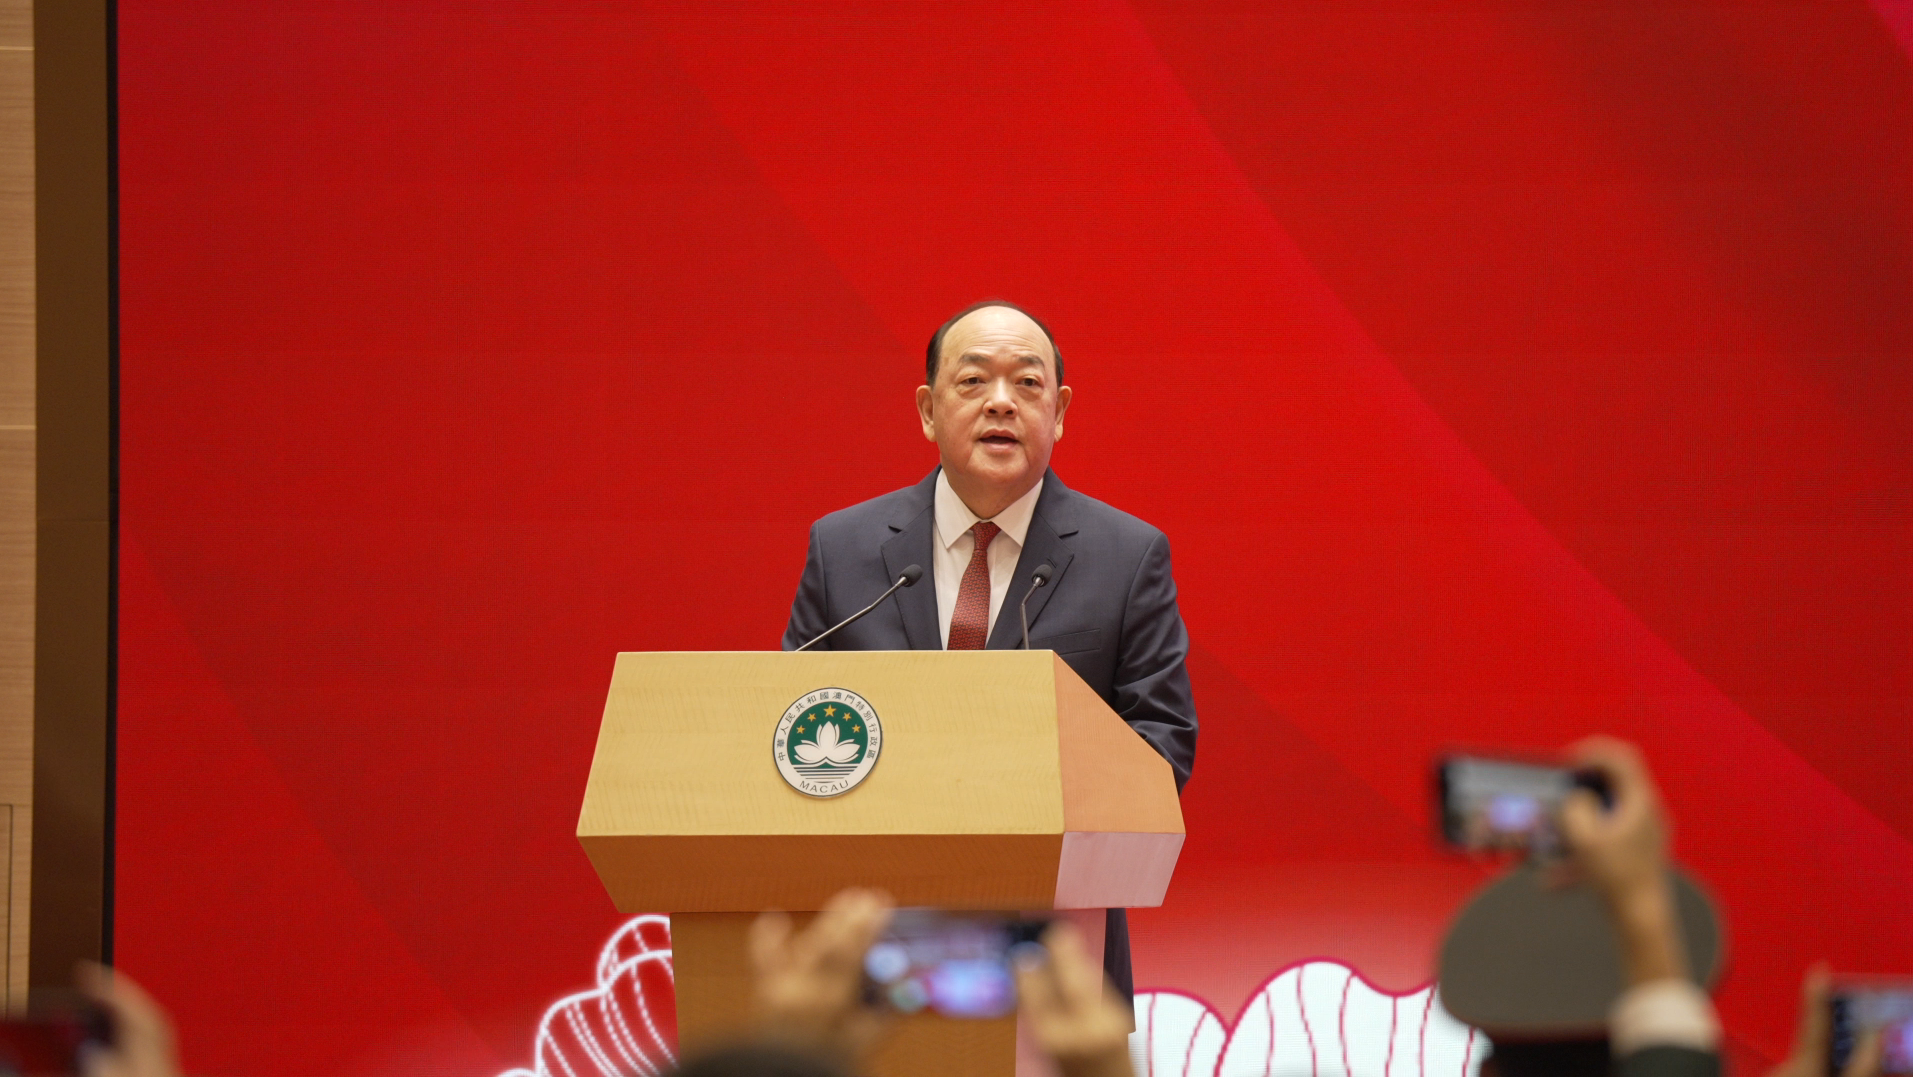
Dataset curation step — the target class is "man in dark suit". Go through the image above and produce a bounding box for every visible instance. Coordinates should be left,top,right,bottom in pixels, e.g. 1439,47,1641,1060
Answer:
781,300,1198,1000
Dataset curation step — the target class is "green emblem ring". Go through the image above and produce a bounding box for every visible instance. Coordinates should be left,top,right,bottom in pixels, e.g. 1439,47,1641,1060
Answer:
773,687,883,798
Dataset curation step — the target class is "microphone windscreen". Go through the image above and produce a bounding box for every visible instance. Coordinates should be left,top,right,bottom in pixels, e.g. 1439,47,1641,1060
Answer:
1033,561,1056,584
900,564,925,586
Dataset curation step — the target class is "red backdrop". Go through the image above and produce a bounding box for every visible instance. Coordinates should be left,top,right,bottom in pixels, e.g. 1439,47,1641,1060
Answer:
115,3,1913,1076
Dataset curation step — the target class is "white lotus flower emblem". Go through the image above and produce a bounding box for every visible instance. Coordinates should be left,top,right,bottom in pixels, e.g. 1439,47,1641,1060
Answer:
792,720,860,766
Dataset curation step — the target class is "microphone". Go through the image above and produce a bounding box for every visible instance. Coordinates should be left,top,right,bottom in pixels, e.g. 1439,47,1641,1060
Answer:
1019,562,1055,650
794,564,923,652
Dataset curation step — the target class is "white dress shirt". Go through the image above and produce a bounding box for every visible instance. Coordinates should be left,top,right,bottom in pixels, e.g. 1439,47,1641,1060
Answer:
933,471,1043,648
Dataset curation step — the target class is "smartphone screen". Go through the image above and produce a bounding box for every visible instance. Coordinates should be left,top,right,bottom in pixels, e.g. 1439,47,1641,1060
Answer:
1437,754,1604,857
1832,981,1913,1075
863,910,1048,1019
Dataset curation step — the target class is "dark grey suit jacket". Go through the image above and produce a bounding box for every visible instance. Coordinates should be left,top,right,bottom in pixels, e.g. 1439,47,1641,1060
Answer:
781,468,1199,997
1618,1047,1720,1077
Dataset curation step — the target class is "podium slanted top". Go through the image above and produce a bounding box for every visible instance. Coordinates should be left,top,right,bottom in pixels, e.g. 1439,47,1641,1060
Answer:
578,650,1183,912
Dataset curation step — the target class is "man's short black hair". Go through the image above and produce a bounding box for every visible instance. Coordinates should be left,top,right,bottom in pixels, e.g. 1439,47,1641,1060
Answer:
925,299,1064,387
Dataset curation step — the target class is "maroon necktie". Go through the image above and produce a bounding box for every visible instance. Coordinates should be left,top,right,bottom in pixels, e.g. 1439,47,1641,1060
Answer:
946,521,1001,650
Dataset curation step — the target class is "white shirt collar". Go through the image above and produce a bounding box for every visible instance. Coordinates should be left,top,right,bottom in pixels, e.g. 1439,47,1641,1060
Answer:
934,470,1042,551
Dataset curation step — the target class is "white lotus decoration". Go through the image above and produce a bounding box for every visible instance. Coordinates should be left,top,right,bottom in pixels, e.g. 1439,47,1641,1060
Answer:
792,721,860,766
499,916,676,1077
501,918,1487,1077
1139,963,1484,1077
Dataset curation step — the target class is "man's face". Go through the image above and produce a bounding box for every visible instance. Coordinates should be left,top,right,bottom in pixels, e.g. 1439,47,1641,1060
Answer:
916,306,1072,506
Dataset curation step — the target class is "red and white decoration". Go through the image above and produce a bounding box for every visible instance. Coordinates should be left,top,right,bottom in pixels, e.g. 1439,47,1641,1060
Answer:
502,919,1483,1077
500,917,678,1077
1132,965,1483,1077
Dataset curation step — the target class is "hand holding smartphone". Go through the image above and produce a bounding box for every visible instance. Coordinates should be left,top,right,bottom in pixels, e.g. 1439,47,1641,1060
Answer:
1833,978,1913,1075
1436,752,1612,858
862,910,1049,1020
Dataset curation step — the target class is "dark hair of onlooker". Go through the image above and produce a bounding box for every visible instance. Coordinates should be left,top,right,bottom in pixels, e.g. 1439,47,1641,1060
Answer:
671,1043,852,1077
924,299,1065,387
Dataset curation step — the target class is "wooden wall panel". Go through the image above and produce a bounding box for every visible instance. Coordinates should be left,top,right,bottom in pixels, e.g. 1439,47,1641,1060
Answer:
0,0,28,1013
0,429,29,1011
0,7,25,51
0,33,33,429
34,0,107,1005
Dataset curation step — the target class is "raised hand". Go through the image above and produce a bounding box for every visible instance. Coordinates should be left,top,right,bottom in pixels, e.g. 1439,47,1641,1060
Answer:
1558,736,1686,985
1768,965,1884,1077
76,963,181,1077
1014,920,1133,1077
748,887,894,1062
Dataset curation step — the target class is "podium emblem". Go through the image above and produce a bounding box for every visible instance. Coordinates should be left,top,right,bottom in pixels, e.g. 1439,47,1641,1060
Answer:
773,687,883,797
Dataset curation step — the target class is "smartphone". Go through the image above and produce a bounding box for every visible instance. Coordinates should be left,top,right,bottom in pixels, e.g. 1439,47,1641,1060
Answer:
0,1008,113,1076
1436,752,1610,858
1832,978,1913,1075
863,910,1049,1019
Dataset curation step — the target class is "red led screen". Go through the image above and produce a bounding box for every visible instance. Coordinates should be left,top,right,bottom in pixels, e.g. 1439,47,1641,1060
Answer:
116,4,1913,1076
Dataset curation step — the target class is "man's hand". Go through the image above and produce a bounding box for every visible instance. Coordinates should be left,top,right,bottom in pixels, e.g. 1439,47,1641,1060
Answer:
1768,965,1884,1077
1558,737,1668,905
1014,920,1133,1077
748,888,894,1062
76,962,181,1077
1557,736,1687,985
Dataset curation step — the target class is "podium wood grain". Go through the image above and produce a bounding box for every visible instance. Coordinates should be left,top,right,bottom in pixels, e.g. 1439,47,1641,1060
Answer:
578,651,1182,912
673,913,1017,1077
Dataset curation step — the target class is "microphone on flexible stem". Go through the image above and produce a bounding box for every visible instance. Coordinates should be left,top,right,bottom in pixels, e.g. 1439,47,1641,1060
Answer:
1019,562,1056,650
795,564,924,652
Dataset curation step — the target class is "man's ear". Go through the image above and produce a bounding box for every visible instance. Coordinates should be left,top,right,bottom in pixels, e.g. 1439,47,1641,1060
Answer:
1052,384,1072,440
915,383,937,442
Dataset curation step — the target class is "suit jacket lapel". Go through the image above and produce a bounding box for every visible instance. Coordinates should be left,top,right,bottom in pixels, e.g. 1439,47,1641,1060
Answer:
883,471,941,651
987,471,1077,650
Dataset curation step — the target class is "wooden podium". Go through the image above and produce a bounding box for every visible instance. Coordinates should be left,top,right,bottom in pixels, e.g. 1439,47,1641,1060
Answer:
577,650,1185,1077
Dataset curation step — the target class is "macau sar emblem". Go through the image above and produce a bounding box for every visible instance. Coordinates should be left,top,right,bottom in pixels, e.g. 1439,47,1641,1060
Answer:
774,688,882,797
